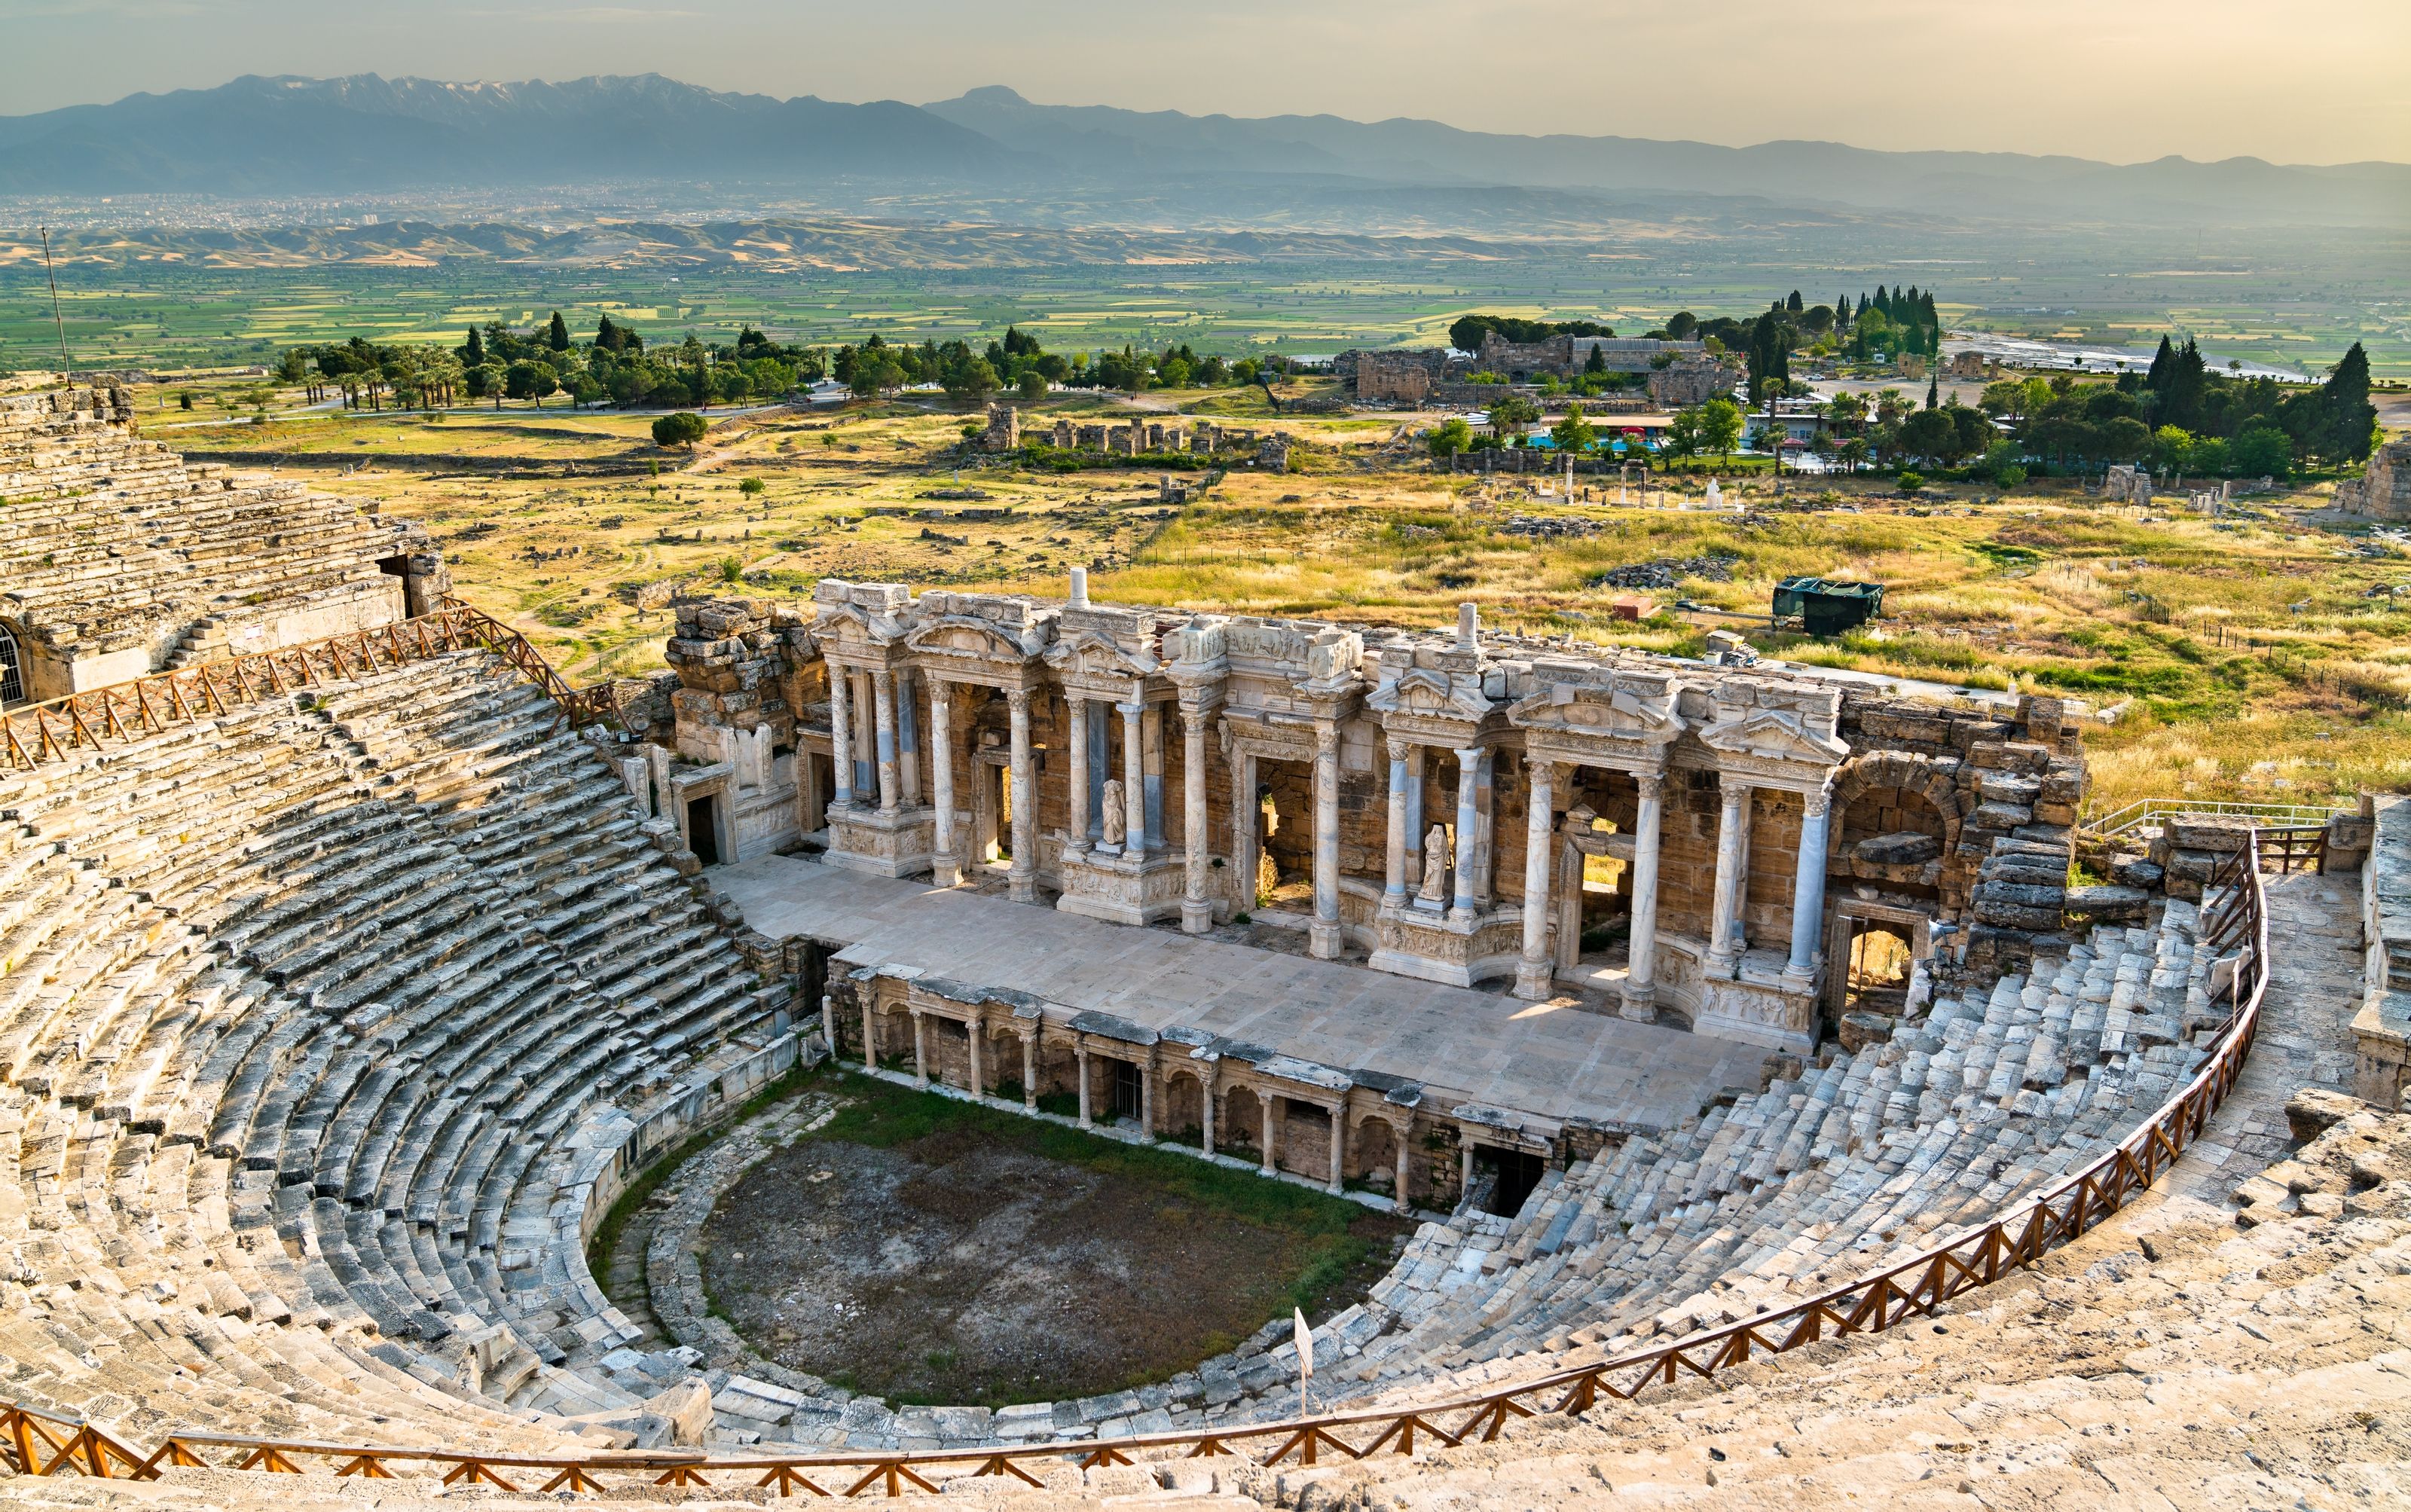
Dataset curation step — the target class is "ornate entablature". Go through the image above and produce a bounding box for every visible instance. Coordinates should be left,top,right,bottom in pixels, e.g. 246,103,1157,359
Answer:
1689,678,1850,788
1505,660,1685,769
1367,639,1499,747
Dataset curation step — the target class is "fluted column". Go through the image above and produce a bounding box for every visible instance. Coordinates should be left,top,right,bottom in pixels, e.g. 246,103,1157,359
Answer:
1066,695,1091,857
1621,770,1666,1022
1705,773,1752,978
1119,699,1146,857
827,662,854,811
1450,746,1482,920
1007,689,1036,903
871,668,900,813
1181,704,1212,933
1383,738,1410,906
928,680,960,886
1514,754,1557,1000
1309,718,1342,960
1785,784,1834,986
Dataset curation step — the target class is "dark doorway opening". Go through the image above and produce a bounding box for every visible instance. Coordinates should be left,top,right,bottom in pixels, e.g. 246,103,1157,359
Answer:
686,795,722,866
1111,1060,1144,1123
1468,1146,1545,1217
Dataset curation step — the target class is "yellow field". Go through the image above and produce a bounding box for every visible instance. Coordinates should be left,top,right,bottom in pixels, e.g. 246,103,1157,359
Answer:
154,389,2411,818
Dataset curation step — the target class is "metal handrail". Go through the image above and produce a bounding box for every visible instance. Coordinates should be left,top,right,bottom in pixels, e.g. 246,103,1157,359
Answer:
2083,796,2345,838
0,834,2278,1497
0,602,618,771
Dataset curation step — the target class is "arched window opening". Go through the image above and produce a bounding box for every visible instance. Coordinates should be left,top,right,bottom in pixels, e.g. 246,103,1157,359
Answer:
0,627,23,707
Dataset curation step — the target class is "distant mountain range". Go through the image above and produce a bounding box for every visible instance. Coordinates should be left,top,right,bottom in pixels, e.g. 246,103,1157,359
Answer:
1,75,2403,228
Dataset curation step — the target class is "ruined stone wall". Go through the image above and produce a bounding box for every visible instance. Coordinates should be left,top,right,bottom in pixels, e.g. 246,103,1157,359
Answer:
2335,438,2411,521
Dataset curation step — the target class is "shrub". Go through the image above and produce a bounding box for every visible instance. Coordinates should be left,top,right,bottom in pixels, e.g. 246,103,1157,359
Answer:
651,411,708,449
1896,469,1925,492
738,477,764,497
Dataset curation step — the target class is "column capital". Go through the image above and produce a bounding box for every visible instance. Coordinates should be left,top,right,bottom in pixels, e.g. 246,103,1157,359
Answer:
1315,719,1340,756
1633,768,1664,802
871,666,894,689
1802,783,1833,819
1386,737,1411,763
1453,744,1482,765
1719,769,1754,799
1117,698,1144,718
1524,750,1556,780
1005,686,1031,713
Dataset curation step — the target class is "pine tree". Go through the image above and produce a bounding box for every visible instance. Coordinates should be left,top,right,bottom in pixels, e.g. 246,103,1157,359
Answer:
547,311,570,352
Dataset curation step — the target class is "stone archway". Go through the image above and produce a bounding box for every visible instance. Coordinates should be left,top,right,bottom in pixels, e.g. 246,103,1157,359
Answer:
1832,751,1960,893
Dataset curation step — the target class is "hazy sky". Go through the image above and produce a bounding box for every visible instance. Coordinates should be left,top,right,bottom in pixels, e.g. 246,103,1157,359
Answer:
7,0,2406,164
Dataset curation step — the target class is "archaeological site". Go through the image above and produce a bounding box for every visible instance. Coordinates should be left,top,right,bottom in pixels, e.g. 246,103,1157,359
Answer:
0,377,2406,1509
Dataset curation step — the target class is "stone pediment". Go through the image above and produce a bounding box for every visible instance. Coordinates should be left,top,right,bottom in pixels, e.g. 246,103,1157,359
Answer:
1508,681,1682,744
903,613,1042,662
1043,628,1159,680
1367,665,1492,722
813,600,905,647
1696,706,1850,765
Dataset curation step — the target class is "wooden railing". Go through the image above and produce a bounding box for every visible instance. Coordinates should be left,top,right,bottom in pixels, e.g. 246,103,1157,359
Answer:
2257,823,2328,876
0,601,618,771
0,835,2276,1498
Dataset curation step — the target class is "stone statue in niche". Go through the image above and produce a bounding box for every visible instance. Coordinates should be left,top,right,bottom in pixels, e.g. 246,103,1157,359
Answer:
1416,823,1450,906
1100,778,1127,848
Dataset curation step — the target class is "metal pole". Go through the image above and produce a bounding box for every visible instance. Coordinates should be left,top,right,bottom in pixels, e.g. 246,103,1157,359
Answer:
39,228,70,378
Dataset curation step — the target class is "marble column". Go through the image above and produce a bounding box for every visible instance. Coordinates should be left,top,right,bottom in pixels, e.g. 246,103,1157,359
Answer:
1785,784,1834,987
1075,1043,1092,1129
1230,750,1258,908
910,1009,928,1087
1309,719,1342,960
1450,746,1482,920
928,680,961,886
967,1015,984,1098
1514,754,1557,1000
861,997,877,1074
871,669,900,813
820,993,838,1062
1389,1120,1411,1215
1007,689,1036,903
1383,738,1410,906
1181,704,1212,933
1139,1057,1156,1140
1201,1072,1217,1156
1326,1104,1346,1194
896,670,921,807
827,663,854,810
1621,770,1666,1022
1020,1033,1037,1111
1066,696,1091,857
1118,699,1147,857
1706,773,1753,978
1257,1090,1279,1175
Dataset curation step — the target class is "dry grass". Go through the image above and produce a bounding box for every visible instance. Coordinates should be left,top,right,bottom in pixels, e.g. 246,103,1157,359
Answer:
219,396,2409,814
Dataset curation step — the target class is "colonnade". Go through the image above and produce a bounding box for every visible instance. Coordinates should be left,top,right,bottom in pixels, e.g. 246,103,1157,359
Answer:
828,655,1836,1003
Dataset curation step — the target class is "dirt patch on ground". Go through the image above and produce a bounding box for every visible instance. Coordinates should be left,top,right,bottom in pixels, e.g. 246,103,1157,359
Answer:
698,1113,1403,1406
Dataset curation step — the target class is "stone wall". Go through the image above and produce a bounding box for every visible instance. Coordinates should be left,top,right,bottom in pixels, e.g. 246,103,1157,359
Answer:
2334,438,2411,521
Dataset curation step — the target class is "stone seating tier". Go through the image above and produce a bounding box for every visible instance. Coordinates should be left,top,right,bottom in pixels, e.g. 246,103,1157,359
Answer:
0,384,423,667
0,650,784,1454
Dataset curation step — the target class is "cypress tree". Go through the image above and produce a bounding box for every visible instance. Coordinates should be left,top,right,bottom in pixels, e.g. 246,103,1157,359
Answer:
547,311,570,352
463,326,484,367
1836,293,1852,329
1926,374,1939,410
2321,341,2377,462
2146,334,2174,391
1787,289,1803,313
1875,286,1892,319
